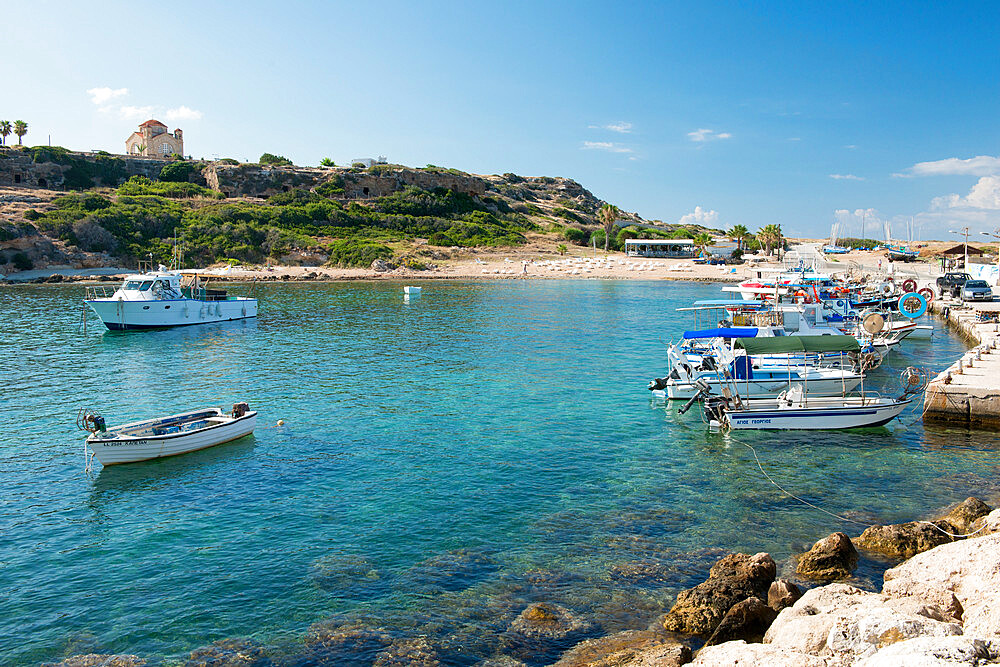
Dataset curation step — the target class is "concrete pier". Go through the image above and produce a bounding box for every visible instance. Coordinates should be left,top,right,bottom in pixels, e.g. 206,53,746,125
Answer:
923,300,1000,426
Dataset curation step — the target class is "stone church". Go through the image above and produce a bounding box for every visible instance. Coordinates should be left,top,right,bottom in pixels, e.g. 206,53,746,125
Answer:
125,119,183,157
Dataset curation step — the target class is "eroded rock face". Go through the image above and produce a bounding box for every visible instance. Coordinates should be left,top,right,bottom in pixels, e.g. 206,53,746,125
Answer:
882,533,1000,638
855,636,997,666
371,258,395,272
942,497,993,534
691,640,827,666
796,531,859,581
552,629,690,666
767,580,802,612
660,552,776,637
704,597,778,646
762,583,962,663
42,656,146,667
855,521,955,559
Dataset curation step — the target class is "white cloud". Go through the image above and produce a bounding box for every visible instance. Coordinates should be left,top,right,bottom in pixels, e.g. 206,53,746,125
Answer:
119,105,154,120
679,206,719,226
165,105,203,122
581,141,633,153
687,128,731,142
931,176,1000,211
87,86,128,106
829,174,864,181
787,137,801,142
897,155,1000,178
844,144,857,150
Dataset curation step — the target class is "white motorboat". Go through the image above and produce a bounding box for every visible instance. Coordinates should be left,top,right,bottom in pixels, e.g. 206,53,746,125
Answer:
85,267,257,330
706,386,912,430
79,403,257,466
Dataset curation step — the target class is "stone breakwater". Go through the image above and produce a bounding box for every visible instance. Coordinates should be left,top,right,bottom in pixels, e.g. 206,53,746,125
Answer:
44,499,1000,667
923,299,1000,426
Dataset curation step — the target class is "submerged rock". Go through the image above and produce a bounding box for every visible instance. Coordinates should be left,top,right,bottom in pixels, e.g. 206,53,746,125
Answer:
767,579,802,612
308,553,391,600
795,531,859,581
704,597,778,646
405,548,498,593
607,560,674,587
372,636,441,666
43,656,145,667
500,603,596,664
185,638,272,666
660,552,776,637
304,617,394,665
551,629,691,667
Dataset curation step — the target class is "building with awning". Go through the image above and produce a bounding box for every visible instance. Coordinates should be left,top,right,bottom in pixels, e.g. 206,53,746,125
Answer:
624,238,696,257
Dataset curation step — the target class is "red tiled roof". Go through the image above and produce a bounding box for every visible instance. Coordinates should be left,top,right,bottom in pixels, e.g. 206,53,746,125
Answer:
139,119,167,128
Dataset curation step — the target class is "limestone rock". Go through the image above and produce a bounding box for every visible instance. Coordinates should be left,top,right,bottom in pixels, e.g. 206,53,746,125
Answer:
855,521,955,559
691,640,827,666
768,580,802,611
552,629,690,666
796,532,859,581
704,597,778,646
42,656,145,667
304,617,394,662
882,533,1000,638
371,258,395,272
660,552,776,636
971,508,1000,535
942,497,993,534
763,583,962,663
856,636,997,666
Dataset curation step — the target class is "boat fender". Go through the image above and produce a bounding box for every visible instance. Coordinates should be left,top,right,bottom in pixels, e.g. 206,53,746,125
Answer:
898,292,928,319
880,281,894,296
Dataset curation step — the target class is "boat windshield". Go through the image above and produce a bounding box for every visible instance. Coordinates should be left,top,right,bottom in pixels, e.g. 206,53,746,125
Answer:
138,281,153,291
124,281,142,290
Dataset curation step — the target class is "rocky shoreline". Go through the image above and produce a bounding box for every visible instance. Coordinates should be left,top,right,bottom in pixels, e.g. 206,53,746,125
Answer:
43,498,1000,667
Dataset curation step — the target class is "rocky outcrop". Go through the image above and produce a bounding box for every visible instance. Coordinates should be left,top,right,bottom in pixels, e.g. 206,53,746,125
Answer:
0,146,166,189
855,497,992,560
942,497,993,533
692,641,826,666
856,636,996,666
767,580,802,611
704,597,778,646
304,617,394,663
373,636,441,666
371,258,395,272
185,638,271,666
660,552,776,636
795,532,859,581
552,629,691,666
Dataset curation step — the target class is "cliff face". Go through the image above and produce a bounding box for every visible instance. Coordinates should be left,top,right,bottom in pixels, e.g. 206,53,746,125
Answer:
0,146,166,189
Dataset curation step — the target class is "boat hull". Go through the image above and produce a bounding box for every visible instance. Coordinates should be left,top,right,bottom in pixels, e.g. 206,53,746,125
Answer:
86,297,257,330
723,399,909,430
87,413,257,465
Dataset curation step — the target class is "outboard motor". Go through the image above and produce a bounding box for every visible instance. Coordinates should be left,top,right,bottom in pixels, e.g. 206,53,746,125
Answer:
648,377,670,391
703,395,730,423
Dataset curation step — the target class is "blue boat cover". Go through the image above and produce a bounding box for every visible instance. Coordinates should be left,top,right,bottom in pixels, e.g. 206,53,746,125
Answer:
683,327,759,339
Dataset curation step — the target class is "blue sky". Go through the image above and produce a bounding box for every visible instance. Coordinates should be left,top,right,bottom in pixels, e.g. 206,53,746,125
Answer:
4,1,1000,239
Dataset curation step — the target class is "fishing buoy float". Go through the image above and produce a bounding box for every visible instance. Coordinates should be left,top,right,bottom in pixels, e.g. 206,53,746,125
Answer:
901,278,917,292
918,287,935,302
276,419,285,426
898,291,928,318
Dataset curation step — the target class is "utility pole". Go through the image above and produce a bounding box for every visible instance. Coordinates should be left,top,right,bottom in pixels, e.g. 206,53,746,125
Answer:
950,226,971,271
982,229,1000,286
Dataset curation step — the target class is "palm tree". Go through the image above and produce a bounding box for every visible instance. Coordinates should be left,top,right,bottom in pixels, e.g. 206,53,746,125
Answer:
729,224,749,251
597,203,620,252
693,232,712,256
756,224,783,256
0,121,10,146
13,120,27,145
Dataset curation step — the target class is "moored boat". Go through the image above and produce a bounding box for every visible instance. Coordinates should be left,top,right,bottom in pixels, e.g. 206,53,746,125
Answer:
79,403,257,466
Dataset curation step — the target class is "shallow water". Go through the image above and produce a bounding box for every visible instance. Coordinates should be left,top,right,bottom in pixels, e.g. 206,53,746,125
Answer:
0,280,993,664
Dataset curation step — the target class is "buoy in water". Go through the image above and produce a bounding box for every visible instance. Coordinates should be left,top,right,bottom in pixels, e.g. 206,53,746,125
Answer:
404,286,422,294
276,419,285,426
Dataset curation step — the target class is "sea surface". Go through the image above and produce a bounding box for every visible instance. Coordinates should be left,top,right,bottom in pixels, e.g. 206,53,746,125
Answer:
1,280,996,665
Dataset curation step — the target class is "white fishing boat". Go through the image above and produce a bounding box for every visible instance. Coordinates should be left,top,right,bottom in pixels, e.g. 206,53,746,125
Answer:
84,266,257,330
708,387,912,430
79,403,257,466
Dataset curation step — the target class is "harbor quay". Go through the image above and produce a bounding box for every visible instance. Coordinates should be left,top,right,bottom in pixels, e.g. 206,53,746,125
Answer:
924,299,1000,426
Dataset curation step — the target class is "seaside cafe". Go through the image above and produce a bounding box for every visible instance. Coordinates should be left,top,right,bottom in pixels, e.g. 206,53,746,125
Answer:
624,238,697,258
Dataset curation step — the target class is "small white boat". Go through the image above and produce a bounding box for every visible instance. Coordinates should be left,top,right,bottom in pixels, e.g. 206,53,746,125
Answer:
404,286,422,294
706,386,912,430
85,266,257,330
80,403,257,466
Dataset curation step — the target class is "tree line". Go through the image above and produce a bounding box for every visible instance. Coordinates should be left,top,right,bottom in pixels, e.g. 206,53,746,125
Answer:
0,120,28,146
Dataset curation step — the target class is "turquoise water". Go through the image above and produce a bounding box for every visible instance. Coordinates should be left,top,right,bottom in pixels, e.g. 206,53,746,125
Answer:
1,280,996,665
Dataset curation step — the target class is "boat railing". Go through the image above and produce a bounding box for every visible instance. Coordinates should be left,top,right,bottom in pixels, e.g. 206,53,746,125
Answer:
85,286,115,300
732,311,783,327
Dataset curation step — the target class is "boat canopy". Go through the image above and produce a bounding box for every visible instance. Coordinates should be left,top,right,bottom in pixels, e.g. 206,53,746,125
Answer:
677,299,771,311
683,327,759,340
734,335,860,354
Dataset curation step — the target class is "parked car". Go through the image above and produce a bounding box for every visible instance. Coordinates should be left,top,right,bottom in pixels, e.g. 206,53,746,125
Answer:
961,280,993,302
936,272,972,297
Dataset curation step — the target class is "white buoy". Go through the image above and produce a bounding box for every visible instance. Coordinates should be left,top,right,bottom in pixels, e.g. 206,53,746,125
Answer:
276,419,285,426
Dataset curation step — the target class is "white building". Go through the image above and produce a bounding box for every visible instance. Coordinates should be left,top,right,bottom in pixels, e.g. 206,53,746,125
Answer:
624,238,697,258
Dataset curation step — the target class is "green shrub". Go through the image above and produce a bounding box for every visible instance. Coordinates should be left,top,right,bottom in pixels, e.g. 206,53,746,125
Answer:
428,231,454,246
23,209,41,221
260,153,293,167
267,188,325,206
117,175,220,199
315,176,345,198
159,160,202,183
563,226,587,245
325,239,393,267
12,252,32,271
218,158,239,165
30,146,132,189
